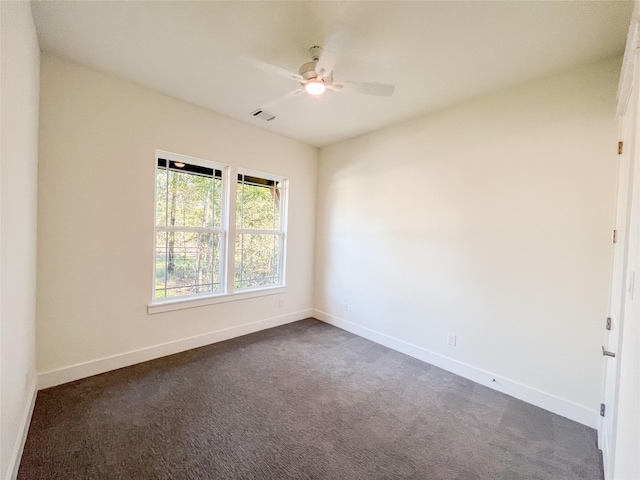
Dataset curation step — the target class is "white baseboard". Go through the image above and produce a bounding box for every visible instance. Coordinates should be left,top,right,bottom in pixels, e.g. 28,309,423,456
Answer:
35,308,598,427
314,310,597,429
6,378,37,480
38,309,312,390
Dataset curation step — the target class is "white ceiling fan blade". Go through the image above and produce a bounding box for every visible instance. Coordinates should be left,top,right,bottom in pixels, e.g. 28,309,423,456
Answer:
260,88,304,110
341,81,395,97
241,56,303,82
315,25,349,80
315,51,337,81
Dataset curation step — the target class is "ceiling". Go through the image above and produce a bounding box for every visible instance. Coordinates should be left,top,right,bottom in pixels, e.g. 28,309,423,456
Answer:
31,1,633,148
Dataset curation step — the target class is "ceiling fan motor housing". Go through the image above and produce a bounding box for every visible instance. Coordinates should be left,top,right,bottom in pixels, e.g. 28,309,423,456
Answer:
299,61,318,81
299,46,333,86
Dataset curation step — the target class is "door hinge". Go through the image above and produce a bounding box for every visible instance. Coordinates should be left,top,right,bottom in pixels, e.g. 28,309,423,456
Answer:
606,317,612,331
618,141,623,155
600,403,606,417
613,230,618,243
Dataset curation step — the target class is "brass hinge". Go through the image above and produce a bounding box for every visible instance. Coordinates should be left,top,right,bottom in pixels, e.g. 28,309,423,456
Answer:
600,403,606,417
618,141,623,155
613,230,618,243
606,317,612,331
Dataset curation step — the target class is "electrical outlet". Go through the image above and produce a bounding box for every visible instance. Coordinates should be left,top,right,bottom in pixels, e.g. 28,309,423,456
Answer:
278,299,284,308
447,333,457,346
343,303,348,311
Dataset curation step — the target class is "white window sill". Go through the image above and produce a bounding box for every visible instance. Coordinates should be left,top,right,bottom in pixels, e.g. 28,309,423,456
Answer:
147,286,287,315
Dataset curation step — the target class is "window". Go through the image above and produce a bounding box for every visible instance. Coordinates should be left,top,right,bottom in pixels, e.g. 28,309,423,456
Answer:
236,171,285,290
154,155,225,300
152,152,287,308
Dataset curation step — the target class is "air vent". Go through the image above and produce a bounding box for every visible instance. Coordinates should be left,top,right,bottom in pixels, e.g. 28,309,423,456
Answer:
250,109,276,122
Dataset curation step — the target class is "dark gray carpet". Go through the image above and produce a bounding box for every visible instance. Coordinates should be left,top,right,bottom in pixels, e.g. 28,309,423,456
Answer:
19,319,603,479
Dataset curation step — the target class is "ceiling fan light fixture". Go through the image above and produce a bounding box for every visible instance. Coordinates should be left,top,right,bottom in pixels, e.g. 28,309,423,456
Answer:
305,79,326,96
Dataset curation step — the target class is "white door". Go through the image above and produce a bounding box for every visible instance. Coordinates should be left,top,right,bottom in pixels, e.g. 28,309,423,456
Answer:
600,100,633,477
599,23,639,478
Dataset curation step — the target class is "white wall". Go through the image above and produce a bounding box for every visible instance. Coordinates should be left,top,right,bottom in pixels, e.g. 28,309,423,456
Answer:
0,2,40,479
37,55,317,385
315,57,621,427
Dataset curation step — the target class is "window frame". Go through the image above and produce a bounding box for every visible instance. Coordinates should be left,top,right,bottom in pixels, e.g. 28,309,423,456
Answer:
148,152,287,314
153,150,228,302
234,167,288,292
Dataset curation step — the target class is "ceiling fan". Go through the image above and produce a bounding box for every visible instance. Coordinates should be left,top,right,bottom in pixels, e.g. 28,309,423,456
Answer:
245,44,395,110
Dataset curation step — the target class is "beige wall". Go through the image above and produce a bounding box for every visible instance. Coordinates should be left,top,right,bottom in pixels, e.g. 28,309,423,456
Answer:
0,2,40,478
37,55,317,380
315,58,620,427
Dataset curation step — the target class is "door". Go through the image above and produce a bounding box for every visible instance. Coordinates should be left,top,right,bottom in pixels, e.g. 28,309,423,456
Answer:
600,98,633,477
599,23,639,478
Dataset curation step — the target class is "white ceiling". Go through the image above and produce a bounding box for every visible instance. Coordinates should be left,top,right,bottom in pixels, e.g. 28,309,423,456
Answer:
31,1,633,148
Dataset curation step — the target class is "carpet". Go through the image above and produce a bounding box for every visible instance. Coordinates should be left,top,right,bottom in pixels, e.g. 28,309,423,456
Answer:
18,318,603,479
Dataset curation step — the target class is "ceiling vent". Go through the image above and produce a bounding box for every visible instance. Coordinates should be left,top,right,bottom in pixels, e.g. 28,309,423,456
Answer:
250,109,276,122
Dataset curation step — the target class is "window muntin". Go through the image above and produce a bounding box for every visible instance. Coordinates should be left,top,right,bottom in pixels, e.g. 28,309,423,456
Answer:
154,156,225,300
235,172,285,290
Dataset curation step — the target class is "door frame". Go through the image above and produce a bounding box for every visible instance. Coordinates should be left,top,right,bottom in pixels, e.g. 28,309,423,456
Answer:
599,10,640,479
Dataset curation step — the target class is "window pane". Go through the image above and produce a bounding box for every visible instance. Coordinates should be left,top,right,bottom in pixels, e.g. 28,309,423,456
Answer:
156,168,168,226
236,181,243,229
212,178,222,229
155,231,168,298
155,230,221,298
165,169,217,228
237,178,280,230
235,233,280,289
